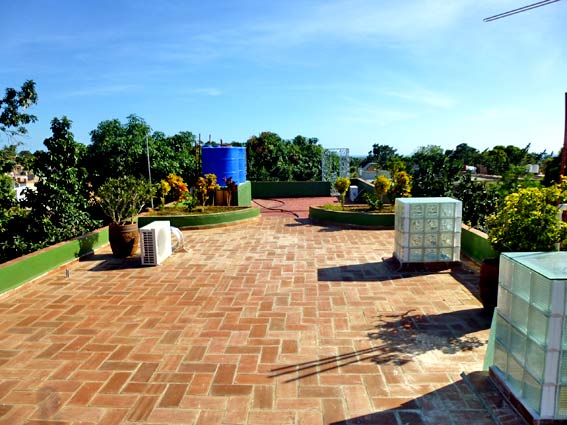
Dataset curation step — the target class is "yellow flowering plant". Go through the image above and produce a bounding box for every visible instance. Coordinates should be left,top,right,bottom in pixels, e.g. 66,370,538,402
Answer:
166,173,189,202
486,179,567,252
373,174,392,210
333,177,350,210
194,173,220,206
158,180,171,208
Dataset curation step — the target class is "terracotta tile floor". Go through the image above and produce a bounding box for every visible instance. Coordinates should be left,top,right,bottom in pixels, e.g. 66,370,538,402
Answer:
0,211,525,424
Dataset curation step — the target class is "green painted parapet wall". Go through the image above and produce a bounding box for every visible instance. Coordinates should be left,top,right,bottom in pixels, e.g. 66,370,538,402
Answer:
251,181,331,198
0,227,109,295
460,226,498,263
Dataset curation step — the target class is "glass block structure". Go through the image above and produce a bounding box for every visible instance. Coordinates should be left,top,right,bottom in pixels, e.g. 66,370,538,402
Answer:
321,148,349,195
394,197,462,264
492,252,567,420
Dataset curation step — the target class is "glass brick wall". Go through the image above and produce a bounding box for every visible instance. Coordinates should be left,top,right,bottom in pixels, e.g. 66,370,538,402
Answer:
492,252,567,419
394,197,462,263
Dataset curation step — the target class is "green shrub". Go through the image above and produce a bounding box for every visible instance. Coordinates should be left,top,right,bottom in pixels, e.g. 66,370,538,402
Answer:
486,179,567,252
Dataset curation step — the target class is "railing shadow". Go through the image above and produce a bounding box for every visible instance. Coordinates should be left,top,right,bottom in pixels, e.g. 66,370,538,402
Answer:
270,308,490,382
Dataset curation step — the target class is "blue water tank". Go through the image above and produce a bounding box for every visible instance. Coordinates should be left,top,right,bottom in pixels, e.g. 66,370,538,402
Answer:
202,146,247,184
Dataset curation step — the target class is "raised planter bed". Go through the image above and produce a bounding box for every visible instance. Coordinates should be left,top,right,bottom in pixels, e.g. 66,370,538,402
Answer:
309,206,395,228
138,206,260,229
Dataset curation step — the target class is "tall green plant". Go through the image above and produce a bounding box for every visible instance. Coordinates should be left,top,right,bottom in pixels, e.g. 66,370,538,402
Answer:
452,172,499,231
24,117,100,242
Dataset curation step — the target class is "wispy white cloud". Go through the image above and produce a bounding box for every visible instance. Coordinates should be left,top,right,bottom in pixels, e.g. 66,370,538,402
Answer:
230,0,475,52
338,96,417,126
385,86,456,109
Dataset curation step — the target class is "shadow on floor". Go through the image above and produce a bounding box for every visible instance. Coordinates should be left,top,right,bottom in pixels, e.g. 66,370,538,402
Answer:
80,253,144,271
308,221,391,232
365,308,490,366
317,257,483,305
330,371,525,425
317,258,467,282
270,308,490,382
284,218,312,227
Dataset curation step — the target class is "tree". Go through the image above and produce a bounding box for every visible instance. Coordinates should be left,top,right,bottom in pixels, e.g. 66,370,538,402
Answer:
23,117,100,246
86,115,150,188
246,132,287,181
480,147,508,175
86,115,199,189
384,157,406,175
167,131,199,183
0,144,18,172
447,143,480,169
289,135,323,181
452,172,499,231
363,143,399,167
0,174,16,233
542,149,562,186
246,131,323,181
408,145,452,197
0,80,38,139
16,150,34,171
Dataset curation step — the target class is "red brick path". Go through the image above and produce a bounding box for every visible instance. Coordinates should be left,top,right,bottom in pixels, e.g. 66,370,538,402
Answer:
0,214,523,424
252,197,339,218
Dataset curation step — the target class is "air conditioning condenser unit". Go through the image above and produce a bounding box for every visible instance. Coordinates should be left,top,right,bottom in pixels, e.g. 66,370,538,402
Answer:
139,220,172,266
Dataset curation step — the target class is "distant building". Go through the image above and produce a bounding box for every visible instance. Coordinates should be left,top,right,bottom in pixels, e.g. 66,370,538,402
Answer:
358,163,391,181
6,165,38,201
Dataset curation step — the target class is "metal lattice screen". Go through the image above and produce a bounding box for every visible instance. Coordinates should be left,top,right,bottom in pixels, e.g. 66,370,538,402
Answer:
322,148,350,195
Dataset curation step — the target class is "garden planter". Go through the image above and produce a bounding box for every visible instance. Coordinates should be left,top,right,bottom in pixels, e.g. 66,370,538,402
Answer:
109,222,139,258
479,257,499,311
215,190,228,206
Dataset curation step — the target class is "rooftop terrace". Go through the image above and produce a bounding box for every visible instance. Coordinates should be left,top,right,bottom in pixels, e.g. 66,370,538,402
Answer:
0,199,525,424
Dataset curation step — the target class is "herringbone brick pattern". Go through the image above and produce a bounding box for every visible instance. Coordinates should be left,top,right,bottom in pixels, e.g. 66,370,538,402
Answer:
0,216,522,424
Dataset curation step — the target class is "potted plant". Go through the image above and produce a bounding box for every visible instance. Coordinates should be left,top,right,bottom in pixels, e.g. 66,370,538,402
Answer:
96,176,156,257
481,180,567,310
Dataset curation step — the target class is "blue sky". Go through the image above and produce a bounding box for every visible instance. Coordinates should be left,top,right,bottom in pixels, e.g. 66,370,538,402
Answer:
1,0,566,157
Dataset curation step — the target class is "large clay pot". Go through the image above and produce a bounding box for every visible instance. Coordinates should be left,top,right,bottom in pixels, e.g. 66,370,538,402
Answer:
479,257,500,311
109,222,139,258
